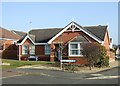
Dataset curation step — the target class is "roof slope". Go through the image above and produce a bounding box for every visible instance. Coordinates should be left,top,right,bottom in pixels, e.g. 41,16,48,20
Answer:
0,27,20,39
18,22,108,44
29,28,63,43
17,33,35,43
11,30,26,38
28,25,107,43
84,25,107,41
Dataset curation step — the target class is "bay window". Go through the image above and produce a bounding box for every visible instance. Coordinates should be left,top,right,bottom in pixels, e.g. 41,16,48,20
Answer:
22,44,35,55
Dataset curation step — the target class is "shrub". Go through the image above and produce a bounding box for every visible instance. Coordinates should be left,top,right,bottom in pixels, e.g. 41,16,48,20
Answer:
95,46,109,67
62,63,78,72
96,56,109,67
81,43,109,70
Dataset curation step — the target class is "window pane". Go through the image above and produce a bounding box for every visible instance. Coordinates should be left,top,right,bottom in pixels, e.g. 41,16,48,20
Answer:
70,50,78,55
45,45,50,55
25,46,28,49
69,43,83,56
22,45,29,55
70,44,78,49
25,50,28,54
30,45,35,55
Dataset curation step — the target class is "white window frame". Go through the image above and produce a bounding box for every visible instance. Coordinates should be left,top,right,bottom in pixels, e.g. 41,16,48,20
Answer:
30,45,35,55
68,42,82,56
45,45,50,55
22,45,29,55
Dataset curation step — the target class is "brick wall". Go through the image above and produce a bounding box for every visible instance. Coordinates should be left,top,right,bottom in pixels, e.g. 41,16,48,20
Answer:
103,31,110,50
20,39,50,61
35,45,50,61
35,45,45,55
53,31,96,45
2,40,18,60
19,38,32,60
51,31,97,64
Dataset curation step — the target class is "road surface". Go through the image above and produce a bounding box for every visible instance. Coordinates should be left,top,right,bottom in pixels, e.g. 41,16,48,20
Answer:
2,66,120,84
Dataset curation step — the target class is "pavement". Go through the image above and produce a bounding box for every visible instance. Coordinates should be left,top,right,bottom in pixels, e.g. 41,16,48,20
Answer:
76,60,119,73
17,60,119,73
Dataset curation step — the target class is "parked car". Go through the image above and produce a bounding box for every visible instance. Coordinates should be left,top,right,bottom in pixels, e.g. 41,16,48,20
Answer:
28,55,38,61
115,54,120,60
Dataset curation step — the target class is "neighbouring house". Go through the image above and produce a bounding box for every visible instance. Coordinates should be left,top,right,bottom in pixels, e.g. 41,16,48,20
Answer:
0,27,26,59
116,45,120,55
11,30,26,38
17,21,114,64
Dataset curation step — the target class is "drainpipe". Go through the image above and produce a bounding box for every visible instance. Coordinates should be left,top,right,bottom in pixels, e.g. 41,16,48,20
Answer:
18,45,21,61
3,43,5,50
59,34,63,70
60,43,63,70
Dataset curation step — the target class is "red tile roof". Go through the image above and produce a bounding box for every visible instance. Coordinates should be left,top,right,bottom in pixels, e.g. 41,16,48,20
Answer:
0,27,21,40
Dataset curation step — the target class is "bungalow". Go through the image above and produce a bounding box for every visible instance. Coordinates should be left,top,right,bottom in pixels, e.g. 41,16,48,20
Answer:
17,21,113,64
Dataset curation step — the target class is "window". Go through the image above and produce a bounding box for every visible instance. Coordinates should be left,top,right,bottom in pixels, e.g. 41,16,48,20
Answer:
22,45,29,55
30,45,35,55
69,42,82,56
45,45,50,55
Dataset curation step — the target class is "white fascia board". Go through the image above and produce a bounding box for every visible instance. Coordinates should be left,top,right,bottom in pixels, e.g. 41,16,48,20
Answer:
75,25,102,43
35,43,48,45
19,35,35,45
17,43,20,45
48,22,75,44
18,42,47,45
48,22,102,44
106,25,110,45
81,29,102,43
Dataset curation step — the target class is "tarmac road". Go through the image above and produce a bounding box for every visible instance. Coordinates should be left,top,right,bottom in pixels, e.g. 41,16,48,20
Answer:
2,66,120,84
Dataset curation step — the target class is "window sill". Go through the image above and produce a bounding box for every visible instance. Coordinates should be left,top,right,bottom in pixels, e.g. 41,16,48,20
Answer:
45,53,50,55
22,54,29,55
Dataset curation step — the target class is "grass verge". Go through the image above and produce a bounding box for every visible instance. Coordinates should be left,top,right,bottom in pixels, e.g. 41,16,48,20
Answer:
1,59,55,69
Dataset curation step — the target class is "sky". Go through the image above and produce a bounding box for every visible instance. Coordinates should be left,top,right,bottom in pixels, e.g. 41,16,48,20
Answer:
118,2,120,44
1,2,118,44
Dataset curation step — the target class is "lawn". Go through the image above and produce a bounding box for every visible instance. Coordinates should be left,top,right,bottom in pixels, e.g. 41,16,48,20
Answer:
1,59,55,69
